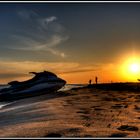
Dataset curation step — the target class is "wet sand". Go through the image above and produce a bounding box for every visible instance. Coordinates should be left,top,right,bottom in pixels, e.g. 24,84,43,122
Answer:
1,87,140,137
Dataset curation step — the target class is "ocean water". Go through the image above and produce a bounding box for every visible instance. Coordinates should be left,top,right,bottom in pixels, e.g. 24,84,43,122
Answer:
0,84,86,109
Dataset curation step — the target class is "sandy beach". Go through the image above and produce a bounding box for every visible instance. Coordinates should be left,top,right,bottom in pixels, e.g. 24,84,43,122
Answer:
1,86,140,138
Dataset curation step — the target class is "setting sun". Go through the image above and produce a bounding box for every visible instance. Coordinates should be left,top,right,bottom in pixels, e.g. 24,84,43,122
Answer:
120,56,140,82
129,63,140,73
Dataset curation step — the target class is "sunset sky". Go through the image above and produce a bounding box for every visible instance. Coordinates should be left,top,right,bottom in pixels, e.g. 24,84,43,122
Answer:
1,2,140,84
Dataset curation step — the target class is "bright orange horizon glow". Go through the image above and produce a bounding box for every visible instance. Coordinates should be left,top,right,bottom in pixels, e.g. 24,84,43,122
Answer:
1,54,140,84
120,54,140,82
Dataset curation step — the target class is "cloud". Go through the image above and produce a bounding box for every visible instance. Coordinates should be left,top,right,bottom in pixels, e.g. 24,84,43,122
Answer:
0,60,99,76
18,10,38,20
59,69,97,74
11,34,68,58
0,73,27,79
46,16,57,23
40,16,57,29
0,60,79,74
0,60,78,83
48,48,66,58
0,59,119,84
10,10,68,58
46,35,67,48
32,35,68,50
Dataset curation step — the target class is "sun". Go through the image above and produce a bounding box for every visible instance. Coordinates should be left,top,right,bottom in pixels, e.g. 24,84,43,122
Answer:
129,63,139,73
120,56,140,82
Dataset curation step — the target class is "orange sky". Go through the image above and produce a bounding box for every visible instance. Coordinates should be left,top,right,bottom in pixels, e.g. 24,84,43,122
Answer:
1,4,140,84
0,55,140,84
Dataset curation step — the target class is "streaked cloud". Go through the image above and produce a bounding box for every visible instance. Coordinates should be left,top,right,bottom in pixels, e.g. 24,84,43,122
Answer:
0,73,27,79
0,60,110,83
59,69,97,74
40,16,57,29
18,10,38,20
46,16,57,23
9,10,68,58
0,57,121,84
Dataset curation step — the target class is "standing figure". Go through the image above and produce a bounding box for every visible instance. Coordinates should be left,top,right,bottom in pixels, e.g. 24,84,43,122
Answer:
95,76,98,84
89,79,92,85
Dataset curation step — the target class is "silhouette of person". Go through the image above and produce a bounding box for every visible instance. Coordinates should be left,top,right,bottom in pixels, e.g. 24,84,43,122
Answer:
89,79,92,85
95,76,98,84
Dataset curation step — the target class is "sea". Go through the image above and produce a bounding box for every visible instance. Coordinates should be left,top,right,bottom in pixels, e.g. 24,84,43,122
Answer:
0,84,86,109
